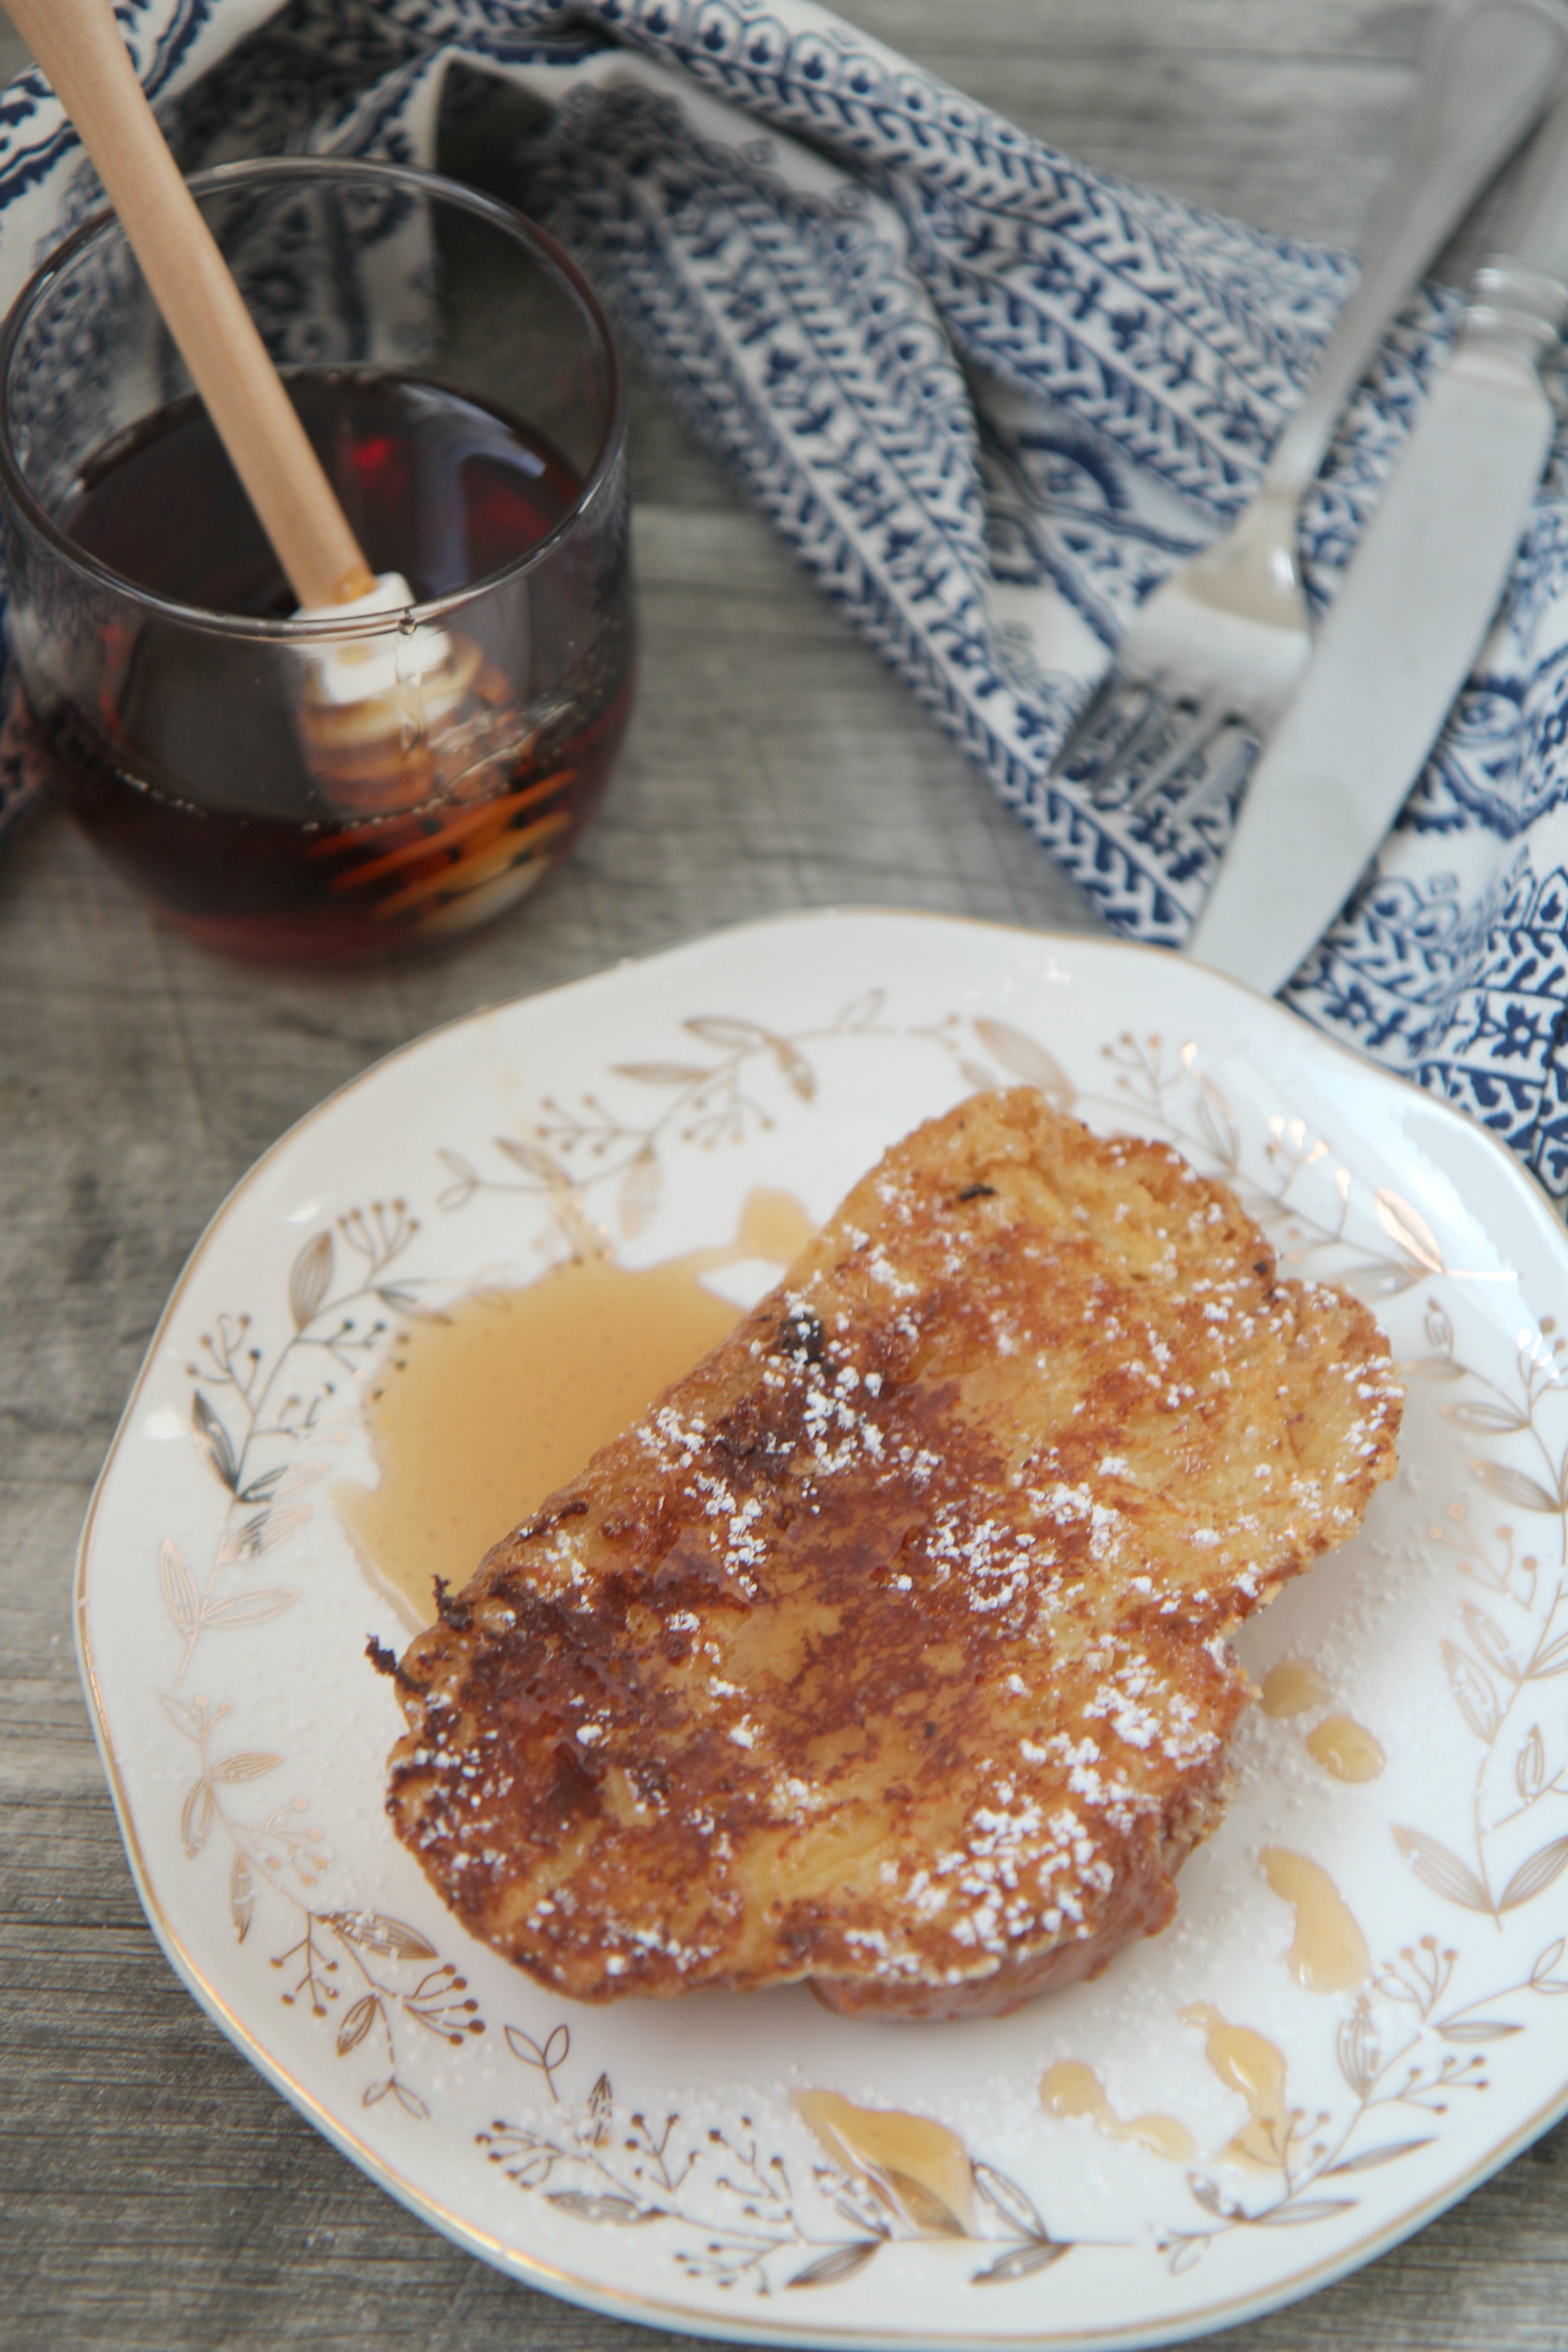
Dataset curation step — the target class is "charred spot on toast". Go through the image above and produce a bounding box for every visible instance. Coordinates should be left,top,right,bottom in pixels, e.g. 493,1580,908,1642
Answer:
775,1305,826,1363
383,1089,1402,2019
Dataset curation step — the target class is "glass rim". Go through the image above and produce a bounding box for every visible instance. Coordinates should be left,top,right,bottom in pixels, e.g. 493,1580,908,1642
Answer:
0,154,627,643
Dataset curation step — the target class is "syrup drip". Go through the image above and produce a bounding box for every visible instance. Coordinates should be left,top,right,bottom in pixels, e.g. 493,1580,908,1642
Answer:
1260,1659,1329,1718
338,1188,814,1626
1259,1847,1370,1992
1306,1714,1387,1783
1039,2062,1195,2161
1181,2003,1292,2171
793,2091,975,2233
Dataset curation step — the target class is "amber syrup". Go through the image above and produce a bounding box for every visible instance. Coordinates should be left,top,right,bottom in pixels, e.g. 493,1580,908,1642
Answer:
23,371,631,961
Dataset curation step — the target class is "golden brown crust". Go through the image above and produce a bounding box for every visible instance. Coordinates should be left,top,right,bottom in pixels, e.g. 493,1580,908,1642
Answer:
384,1090,1402,2018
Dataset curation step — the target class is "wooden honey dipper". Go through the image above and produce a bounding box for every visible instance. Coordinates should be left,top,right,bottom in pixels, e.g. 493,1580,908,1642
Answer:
6,0,526,822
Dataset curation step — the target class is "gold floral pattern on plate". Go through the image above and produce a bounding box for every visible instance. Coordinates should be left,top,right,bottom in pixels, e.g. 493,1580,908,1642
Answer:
76,912,1568,2350
479,2025,1095,2293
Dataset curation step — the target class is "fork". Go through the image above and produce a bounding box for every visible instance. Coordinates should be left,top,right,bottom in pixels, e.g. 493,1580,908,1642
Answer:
1051,0,1568,820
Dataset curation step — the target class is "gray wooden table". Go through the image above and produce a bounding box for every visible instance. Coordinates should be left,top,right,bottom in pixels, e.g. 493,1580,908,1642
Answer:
4,5,1567,2346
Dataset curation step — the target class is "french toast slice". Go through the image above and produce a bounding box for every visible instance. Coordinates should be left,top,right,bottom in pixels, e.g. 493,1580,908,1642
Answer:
381,1089,1401,2019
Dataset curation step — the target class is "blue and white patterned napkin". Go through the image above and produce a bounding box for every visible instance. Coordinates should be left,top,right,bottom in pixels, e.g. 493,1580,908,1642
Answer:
5,1,1568,1194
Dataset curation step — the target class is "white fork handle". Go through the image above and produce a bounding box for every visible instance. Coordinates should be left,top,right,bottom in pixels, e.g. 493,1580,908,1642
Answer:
1263,0,1568,503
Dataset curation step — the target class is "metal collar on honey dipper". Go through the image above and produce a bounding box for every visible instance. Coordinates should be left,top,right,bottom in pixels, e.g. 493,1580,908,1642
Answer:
6,0,518,819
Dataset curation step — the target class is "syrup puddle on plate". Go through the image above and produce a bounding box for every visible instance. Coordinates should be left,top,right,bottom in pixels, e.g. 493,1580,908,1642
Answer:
1181,2004,1292,2171
1306,1713,1387,1783
1039,2062,1195,2161
793,2091,975,2233
338,1189,814,1628
1258,1659,1329,1718
1258,1658,1386,1783
1259,1847,1370,1993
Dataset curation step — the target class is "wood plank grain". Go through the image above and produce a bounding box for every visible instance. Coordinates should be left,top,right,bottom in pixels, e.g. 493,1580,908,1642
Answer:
4,4,1567,2348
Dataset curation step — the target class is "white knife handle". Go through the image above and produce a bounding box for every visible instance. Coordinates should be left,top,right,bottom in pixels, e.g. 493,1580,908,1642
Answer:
1465,80,1568,354
1265,0,1568,500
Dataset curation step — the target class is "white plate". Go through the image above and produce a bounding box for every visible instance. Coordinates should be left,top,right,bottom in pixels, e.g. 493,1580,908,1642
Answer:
77,908,1568,2350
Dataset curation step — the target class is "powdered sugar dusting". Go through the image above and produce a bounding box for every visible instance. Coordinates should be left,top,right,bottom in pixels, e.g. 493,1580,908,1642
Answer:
387,1090,1403,2013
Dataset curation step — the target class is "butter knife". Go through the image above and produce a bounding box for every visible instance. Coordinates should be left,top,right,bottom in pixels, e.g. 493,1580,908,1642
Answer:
1188,89,1568,997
